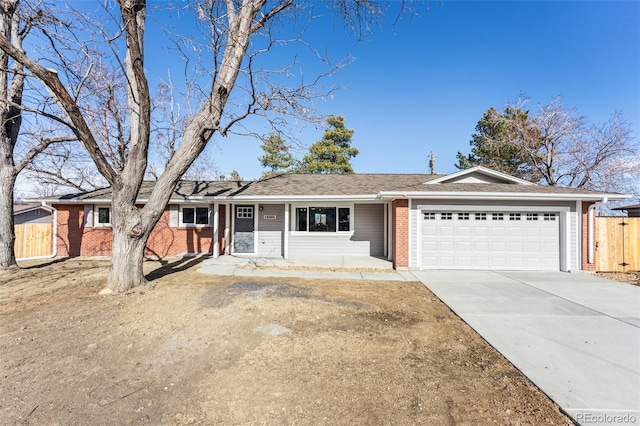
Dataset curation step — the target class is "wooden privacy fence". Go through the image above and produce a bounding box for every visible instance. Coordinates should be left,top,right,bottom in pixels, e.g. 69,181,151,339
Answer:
14,223,53,260
596,217,640,272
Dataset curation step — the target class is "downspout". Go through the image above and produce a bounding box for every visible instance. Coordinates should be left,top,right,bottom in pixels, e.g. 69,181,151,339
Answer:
587,197,607,264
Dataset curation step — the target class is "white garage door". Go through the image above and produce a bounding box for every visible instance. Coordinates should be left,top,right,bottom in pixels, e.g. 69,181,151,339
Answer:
421,211,560,270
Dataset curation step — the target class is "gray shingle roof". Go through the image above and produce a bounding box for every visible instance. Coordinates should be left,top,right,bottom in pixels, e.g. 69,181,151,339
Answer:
48,172,620,202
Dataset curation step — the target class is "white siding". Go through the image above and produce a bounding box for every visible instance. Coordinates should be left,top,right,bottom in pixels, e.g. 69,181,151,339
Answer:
410,208,418,268
288,233,371,256
257,204,284,257
570,211,577,271
353,204,384,256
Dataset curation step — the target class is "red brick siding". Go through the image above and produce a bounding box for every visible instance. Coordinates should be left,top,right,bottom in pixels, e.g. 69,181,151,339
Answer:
392,199,409,269
54,204,216,258
581,201,596,271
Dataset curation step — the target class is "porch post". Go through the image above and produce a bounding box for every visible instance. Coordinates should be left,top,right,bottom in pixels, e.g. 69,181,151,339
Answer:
383,202,388,257
387,202,393,261
213,202,219,258
225,203,231,254
284,203,289,259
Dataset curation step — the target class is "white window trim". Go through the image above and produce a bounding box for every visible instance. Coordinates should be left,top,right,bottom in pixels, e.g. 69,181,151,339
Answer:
94,205,112,227
290,203,354,234
179,204,211,227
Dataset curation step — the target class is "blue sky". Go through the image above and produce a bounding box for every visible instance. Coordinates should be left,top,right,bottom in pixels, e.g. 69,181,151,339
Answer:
13,0,640,198
211,1,639,180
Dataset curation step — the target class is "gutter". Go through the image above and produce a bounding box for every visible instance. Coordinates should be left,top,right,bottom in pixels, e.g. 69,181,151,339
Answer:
27,194,382,204
376,191,631,202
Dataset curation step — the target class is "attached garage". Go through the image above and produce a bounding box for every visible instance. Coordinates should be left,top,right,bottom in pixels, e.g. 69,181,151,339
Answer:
420,210,560,270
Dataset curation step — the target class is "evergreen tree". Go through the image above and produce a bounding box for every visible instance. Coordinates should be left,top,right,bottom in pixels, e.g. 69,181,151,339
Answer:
455,106,542,181
258,132,294,176
302,115,358,174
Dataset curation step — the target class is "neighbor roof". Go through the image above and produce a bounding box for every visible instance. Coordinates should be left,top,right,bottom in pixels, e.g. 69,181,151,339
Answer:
33,171,628,203
612,204,640,211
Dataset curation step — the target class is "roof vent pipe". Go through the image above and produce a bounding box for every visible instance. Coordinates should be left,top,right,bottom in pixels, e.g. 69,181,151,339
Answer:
429,152,435,175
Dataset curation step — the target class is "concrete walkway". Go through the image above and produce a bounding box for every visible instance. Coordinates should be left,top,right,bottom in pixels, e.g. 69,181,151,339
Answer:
197,255,417,282
413,270,640,426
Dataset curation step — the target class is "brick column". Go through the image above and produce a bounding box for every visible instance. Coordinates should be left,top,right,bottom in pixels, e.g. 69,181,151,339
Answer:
392,199,409,269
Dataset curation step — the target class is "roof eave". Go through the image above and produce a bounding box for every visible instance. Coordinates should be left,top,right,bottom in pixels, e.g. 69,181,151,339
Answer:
377,191,632,201
424,166,536,186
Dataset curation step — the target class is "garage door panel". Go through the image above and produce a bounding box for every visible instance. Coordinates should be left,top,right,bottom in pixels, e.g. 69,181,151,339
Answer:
473,241,489,251
440,226,455,236
473,227,489,237
491,228,506,237
508,241,524,251
508,228,524,238
421,209,560,271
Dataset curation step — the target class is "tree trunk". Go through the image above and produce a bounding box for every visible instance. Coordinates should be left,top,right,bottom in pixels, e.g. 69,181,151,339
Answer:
107,226,148,293
0,162,17,270
104,188,164,293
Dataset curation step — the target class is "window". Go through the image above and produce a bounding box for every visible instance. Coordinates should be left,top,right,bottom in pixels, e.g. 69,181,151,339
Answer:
441,212,453,220
310,207,336,232
236,207,253,219
296,208,308,231
492,213,504,221
544,213,556,221
97,207,110,225
458,213,470,220
526,213,539,221
295,206,351,232
509,213,521,221
338,208,350,231
423,212,436,220
475,213,487,220
183,207,209,225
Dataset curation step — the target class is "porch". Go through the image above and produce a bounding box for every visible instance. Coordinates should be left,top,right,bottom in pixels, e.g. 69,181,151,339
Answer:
197,254,415,281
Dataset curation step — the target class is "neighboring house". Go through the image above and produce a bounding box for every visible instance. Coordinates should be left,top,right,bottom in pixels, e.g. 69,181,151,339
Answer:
612,203,640,217
31,166,628,272
13,203,52,225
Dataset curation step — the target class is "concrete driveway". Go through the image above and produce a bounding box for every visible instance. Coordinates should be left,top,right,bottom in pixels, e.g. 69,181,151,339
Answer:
412,270,640,426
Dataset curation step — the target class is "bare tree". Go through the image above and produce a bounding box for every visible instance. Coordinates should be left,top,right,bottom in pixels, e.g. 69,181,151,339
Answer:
0,0,74,269
0,0,391,291
481,96,638,191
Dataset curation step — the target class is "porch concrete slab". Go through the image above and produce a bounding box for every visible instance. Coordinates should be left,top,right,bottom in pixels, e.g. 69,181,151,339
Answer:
197,265,237,276
201,255,394,271
199,254,407,281
412,270,640,426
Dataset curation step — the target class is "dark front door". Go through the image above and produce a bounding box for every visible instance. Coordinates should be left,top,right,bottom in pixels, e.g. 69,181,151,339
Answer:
234,205,255,253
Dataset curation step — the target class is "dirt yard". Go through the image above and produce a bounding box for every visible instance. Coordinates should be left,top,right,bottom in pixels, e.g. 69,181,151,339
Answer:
0,258,572,425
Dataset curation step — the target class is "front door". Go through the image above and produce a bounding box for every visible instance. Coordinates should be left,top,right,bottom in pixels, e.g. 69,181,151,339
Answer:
234,205,255,253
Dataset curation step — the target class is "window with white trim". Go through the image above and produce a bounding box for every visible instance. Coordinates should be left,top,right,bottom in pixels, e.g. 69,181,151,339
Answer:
526,213,539,221
236,206,253,219
509,213,521,221
441,212,453,220
96,207,111,226
492,213,504,221
458,213,470,220
182,206,210,225
423,212,436,220
295,206,351,232
475,213,487,220
543,213,557,221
